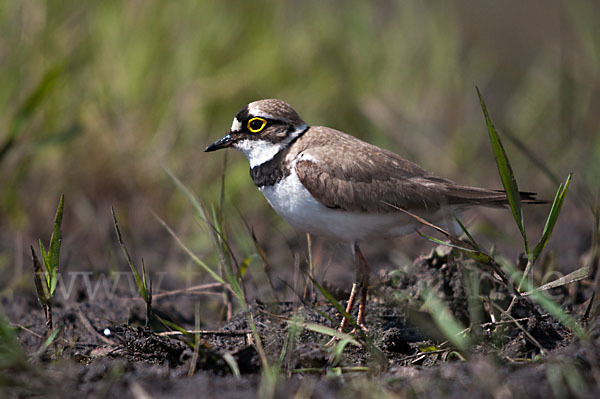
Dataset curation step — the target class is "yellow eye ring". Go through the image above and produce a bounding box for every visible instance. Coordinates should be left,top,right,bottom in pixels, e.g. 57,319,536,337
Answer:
247,117,267,133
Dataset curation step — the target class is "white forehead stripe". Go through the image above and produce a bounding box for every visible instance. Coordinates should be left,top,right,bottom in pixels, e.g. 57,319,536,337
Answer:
247,103,273,119
247,103,292,122
231,117,242,132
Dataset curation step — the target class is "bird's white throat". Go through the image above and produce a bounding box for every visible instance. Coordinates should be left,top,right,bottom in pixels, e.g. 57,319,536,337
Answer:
232,123,308,168
234,139,285,168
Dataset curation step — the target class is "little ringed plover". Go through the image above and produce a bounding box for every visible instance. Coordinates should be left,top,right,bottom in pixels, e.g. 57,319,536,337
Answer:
205,99,541,330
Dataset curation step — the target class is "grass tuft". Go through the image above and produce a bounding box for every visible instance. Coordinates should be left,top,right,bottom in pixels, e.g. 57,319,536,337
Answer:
30,194,64,333
476,90,580,336
390,91,584,344
162,166,273,374
476,87,529,254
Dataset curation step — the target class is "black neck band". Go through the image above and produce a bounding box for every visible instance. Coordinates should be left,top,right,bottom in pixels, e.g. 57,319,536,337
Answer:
249,126,308,187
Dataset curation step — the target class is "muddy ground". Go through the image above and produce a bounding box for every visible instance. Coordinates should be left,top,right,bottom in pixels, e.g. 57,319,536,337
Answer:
2,247,599,398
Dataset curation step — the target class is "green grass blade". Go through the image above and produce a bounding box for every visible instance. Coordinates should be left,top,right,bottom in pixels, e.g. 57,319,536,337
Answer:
140,259,150,302
210,205,240,286
157,316,200,350
476,87,528,254
454,216,481,251
38,239,51,288
309,276,386,365
164,166,235,288
0,310,26,367
529,288,586,340
47,194,64,296
38,327,60,354
222,352,241,378
30,246,50,304
0,64,63,164
38,239,48,267
416,230,477,253
111,208,147,299
157,316,193,337
310,276,357,330
422,288,471,352
331,337,357,367
162,165,209,222
151,211,225,285
161,167,235,288
301,322,360,347
532,173,572,262
416,230,493,265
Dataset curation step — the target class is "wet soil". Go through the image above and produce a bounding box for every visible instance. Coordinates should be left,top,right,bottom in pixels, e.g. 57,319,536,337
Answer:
2,247,599,398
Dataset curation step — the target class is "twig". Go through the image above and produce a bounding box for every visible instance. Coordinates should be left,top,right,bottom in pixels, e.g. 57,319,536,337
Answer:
522,265,590,296
12,323,44,339
77,308,116,346
157,329,251,336
489,301,546,355
151,282,225,298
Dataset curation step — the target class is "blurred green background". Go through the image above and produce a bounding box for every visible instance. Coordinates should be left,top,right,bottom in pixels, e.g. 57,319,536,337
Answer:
1,0,599,302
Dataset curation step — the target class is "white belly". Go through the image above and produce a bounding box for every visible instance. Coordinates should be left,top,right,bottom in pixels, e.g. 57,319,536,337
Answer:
259,171,426,242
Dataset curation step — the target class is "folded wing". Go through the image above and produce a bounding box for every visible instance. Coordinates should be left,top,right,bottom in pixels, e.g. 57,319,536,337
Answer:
294,128,540,214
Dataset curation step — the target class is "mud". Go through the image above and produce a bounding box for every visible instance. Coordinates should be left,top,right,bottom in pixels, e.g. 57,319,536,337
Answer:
2,247,598,398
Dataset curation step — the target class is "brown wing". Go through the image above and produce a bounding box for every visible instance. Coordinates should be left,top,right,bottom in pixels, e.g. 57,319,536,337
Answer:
293,127,539,214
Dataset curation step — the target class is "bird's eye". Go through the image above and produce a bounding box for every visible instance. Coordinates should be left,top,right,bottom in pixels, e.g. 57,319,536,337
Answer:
247,117,267,133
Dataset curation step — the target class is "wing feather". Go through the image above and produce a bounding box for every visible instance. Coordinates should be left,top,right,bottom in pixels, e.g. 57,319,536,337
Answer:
293,127,539,214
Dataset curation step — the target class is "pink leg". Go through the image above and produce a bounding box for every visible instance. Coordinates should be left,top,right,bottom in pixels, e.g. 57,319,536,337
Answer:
338,283,358,331
337,243,370,332
354,243,370,330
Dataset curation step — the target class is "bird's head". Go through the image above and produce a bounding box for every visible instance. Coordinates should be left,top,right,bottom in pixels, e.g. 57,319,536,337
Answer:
205,99,308,167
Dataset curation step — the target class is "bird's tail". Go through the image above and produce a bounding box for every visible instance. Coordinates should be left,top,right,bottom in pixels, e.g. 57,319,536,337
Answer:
444,185,547,207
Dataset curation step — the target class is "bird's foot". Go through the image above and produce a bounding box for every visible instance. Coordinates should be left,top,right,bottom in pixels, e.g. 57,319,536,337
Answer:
325,320,368,346
349,323,369,334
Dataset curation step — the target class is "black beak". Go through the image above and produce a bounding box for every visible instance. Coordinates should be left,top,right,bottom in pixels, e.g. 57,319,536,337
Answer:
205,133,233,152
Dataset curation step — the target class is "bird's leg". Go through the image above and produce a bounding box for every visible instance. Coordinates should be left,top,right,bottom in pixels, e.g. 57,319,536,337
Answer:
337,243,370,333
327,283,358,345
354,243,370,331
338,283,358,332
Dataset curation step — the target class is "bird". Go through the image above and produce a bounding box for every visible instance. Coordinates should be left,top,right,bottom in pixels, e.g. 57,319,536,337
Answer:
205,99,541,331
